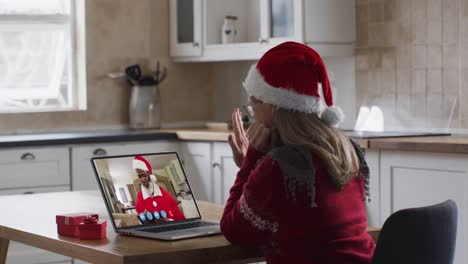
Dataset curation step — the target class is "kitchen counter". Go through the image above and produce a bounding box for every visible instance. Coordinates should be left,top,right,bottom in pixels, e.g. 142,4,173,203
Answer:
1,128,468,154
0,130,177,148
368,134,468,154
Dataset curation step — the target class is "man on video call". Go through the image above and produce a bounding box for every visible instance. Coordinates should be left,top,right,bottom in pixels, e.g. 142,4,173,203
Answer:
133,156,185,221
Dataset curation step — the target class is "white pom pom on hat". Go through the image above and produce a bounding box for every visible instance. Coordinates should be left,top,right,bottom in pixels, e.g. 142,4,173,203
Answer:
243,41,344,127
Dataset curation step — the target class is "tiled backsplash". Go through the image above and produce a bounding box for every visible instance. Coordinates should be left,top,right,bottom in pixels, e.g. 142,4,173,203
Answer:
356,0,468,130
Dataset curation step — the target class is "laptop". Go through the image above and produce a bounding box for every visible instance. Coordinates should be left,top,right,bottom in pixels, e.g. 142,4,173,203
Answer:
91,152,221,240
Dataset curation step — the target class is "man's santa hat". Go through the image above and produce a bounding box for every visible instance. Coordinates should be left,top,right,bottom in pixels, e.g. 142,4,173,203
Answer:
133,156,153,174
243,41,343,127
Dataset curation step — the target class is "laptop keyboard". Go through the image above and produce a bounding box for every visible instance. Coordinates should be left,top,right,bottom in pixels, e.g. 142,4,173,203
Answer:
143,221,217,233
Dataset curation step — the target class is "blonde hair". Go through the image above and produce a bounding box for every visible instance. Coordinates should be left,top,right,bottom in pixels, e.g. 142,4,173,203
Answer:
272,108,359,188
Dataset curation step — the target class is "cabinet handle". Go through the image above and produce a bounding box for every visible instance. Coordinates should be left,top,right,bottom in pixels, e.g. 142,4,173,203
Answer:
20,153,35,160
258,38,268,44
193,42,199,47
93,148,107,156
212,162,220,168
23,191,35,195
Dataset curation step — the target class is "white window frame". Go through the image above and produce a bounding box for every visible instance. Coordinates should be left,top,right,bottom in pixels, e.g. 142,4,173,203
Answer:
0,0,86,113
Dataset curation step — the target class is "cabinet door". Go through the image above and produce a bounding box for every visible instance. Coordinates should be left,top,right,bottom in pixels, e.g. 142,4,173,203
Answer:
179,142,212,202
212,142,238,204
71,143,125,191
3,186,71,264
364,149,380,227
0,146,70,190
262,0,304,46
170,0,202,57
380,150,468,264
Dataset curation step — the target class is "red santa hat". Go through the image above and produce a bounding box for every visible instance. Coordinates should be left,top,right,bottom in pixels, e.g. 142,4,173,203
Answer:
133,156,153,174
243,41,343,127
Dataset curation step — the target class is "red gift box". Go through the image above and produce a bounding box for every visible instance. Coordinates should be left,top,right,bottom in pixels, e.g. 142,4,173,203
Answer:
78,220,107,240
56,213,99,237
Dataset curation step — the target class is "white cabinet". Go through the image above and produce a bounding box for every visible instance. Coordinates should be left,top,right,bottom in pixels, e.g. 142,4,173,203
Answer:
71,143,126,191
170,0,203,57
364,149,380,228
179,142,212,202
212,142,237,204
170,0,305,61
380,150,468,264
71,141,180,191
0,146,71,264
179,142,237,204
0,146,70,190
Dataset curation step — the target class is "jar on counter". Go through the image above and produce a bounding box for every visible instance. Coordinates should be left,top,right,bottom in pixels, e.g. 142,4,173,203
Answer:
221,15,238,44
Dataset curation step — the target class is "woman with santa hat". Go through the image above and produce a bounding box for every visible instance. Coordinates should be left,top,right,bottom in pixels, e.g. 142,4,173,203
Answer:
133,155,185,222
221,42,375,263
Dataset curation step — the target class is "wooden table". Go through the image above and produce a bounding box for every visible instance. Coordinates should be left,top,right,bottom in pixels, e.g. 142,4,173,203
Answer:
0,191,264,264
0,191,380,264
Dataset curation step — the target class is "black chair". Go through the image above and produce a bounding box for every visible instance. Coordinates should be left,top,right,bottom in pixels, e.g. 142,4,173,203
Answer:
372,200,458,264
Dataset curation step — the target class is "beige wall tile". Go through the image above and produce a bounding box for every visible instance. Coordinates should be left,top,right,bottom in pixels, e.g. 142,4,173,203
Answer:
428,0,443,20
396,0,411,20
443,44,459,69
412,69,428,117
461,69,468,126
381,69,396,96
443,69,459,128
427,45,442,68
427,69,443,118
357,23,369,47
357,53,369,71
412,45,427,68
368,49,383,69
397,18,412,44
412,16,428,45
356,71,369,107
427,20,442,44
368,70,382,99
384,22,398,46
357,4,369,24
463,44,468,69
397,45,412,68
462,19,468,44
443,0,460,45
384,0,397,21
369,2,385,23
369,23,386,47
382,48,396,70
464,0,468,17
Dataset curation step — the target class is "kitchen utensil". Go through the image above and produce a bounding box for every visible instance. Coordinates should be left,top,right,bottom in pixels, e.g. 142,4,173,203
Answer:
129,84,161,129
125,64,142,84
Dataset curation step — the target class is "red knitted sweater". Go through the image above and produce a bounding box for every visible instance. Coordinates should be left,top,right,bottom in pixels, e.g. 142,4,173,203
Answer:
221,145,375,263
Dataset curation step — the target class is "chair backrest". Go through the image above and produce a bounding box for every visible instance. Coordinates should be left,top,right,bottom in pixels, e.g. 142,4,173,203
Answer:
372,200,458,264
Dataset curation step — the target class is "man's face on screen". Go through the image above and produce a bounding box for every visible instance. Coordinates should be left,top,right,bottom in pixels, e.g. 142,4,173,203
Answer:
137,169,150,188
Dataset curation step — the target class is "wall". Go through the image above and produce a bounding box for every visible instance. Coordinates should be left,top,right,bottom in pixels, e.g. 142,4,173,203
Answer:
0,0,214,133
356,0,468,130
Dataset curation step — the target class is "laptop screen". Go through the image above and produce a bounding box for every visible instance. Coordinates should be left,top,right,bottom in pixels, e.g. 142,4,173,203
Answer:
92,152,202,229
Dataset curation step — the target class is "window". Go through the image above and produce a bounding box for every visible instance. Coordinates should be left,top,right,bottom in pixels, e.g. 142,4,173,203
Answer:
0,0,86,113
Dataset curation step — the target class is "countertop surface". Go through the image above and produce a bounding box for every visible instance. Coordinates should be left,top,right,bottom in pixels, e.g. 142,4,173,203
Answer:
0,128,467,154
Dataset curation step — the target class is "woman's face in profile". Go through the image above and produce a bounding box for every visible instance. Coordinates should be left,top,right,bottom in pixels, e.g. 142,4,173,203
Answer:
249,96,274,127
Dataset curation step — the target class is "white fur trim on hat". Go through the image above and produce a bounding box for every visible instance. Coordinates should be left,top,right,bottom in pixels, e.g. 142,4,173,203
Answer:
133,159,148,171
321,106,344,128
243,65,322,113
